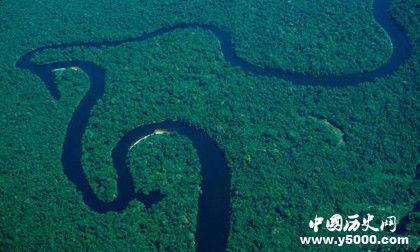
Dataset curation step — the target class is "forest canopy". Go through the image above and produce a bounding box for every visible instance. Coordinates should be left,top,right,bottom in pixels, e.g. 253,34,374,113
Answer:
0,0,418,251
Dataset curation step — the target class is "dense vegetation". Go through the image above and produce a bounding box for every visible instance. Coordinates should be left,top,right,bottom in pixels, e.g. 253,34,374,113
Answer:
0,0,418,251
1,0,392,76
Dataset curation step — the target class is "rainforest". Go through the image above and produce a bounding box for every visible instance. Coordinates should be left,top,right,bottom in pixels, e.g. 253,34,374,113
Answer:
0,0,418,251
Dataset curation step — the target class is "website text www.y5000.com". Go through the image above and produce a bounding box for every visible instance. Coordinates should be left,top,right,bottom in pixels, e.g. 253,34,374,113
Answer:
300,235,409,246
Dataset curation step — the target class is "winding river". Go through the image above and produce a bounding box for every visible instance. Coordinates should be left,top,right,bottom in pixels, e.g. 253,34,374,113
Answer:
15,0,410,251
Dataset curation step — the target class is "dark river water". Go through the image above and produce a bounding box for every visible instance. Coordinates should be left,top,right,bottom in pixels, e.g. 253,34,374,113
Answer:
15,0,410,251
